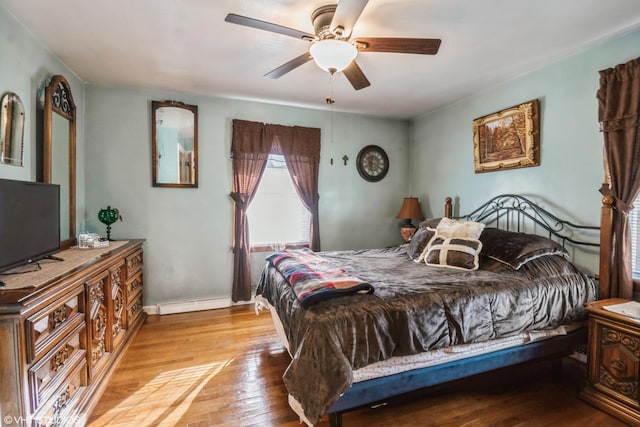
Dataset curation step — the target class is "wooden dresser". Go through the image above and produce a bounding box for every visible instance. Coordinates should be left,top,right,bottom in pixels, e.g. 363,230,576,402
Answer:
581,298,640,426
0,240,145,427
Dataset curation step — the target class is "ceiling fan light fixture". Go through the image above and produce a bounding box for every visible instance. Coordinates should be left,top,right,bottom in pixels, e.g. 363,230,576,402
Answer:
309,39,357,73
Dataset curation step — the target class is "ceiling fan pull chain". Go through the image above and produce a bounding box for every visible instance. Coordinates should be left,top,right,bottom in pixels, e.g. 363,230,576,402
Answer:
326,73,336,165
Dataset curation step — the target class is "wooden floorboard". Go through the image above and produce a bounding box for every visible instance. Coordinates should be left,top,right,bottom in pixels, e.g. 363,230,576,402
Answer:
87,305,626,426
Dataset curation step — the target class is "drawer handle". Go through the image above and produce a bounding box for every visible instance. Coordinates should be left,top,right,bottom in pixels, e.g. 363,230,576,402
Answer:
49,306,68,328
128,255,142,269
610,357,627,372
52,385,72,416
51,347,71,372
130,278,140,292
131,302,142,315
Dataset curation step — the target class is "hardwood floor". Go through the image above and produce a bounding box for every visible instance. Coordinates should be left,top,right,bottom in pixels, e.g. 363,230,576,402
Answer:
88,306,626,427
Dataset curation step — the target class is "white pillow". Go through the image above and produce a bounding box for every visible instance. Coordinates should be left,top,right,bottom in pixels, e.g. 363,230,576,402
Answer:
435,217,485,240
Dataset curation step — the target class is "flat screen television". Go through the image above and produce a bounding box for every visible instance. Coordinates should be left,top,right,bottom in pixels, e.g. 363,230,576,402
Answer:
0,178,61,274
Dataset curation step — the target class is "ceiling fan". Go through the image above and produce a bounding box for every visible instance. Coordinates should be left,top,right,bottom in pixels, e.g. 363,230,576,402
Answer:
224,0,441,90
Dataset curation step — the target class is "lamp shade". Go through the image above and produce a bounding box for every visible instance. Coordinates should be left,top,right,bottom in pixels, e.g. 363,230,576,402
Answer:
396,197,425,220
309,39,358,73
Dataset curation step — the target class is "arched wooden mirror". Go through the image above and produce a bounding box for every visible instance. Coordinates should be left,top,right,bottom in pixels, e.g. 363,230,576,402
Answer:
1,92,26,166
151,100,198,188
43,75,76,249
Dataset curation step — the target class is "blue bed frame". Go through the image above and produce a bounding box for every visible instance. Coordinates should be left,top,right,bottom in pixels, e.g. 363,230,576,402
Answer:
323,194,599,426
327,328,587,426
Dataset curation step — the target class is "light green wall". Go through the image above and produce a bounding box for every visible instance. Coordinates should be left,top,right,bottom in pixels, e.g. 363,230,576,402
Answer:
83,85,410,305
410,27,640,275
5,0,639,304
0,4,86,235
0,3,408,307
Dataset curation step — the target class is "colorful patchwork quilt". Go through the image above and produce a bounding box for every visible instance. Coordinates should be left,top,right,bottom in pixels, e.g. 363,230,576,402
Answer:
266,248,374,307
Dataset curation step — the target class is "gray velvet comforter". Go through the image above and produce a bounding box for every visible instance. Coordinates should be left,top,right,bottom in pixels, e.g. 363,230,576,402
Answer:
255,246,597,424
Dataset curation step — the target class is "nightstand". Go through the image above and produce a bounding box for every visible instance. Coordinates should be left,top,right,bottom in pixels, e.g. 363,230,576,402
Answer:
581,298,640,425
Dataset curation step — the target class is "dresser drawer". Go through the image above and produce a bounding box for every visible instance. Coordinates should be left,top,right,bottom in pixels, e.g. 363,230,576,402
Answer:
26,288,85,363
126,272,143,302
32,358,87,427
86,270,110,379
592,322,640,409
111,272,127,350
125,249,143,280
109,261,126,350
28,323,86,412
127,292,144,327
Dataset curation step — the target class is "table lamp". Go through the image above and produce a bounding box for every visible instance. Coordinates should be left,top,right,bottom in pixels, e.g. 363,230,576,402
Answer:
396,197,425,242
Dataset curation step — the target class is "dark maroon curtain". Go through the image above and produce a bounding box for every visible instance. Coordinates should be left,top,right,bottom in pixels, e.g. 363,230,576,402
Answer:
266,124,322,251
597,56,640,299
230,120,322,301
230,120,270,302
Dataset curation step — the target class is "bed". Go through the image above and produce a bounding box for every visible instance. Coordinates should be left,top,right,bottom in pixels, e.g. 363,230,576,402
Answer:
255,194,600,426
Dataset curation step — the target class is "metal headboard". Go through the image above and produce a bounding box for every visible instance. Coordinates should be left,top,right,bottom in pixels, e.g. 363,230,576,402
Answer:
446,194,600,248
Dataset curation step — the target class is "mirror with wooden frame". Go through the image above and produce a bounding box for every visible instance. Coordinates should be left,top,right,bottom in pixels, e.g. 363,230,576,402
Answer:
151,100,198,188
43,75,76,248
0,92,25,167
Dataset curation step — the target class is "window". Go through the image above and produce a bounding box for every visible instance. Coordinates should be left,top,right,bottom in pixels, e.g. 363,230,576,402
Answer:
631,198,640,279
247,154,310,248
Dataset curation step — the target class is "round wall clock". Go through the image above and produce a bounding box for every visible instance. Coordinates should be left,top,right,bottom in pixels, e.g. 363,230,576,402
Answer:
356,145,389,182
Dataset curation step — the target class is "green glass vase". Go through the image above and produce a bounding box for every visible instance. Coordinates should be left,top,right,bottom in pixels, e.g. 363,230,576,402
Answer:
98,206,120,240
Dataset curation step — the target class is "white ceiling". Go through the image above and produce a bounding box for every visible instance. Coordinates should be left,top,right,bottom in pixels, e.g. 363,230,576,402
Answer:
3,0,640,119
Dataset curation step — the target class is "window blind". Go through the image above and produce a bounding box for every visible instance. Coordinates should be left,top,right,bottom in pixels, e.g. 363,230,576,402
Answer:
247,154,310,245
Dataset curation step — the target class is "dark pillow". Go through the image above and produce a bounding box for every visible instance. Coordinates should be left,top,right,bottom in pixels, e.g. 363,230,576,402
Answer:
418,217,442,229
407,226,436,260
425,237,482,271
479,228,569,270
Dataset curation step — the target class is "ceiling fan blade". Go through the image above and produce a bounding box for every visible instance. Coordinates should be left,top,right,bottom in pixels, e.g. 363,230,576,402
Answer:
329,0,369,38
343,61,370,90
225,13,316,41
264,53,313,79
354,37,441,55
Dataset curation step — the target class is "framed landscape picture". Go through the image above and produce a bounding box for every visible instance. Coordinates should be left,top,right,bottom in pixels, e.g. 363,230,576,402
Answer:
472,99,540,173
